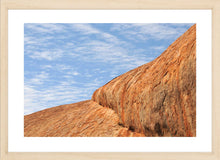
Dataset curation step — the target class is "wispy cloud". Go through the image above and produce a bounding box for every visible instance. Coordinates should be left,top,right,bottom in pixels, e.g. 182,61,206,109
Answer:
150,46,166,51
26,71,49,85
71,40,153,72
111,23,194,41
25,23,66,33
24,83,85,114
70,23,124,44
67,71,80,76
24,76,104,115
24,23,193,114
70,23,99,34
30,50,63,60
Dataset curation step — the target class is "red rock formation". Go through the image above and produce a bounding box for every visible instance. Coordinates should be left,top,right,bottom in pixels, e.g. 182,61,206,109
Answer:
92,24,196,137
24,100,144,137
24,24,196,137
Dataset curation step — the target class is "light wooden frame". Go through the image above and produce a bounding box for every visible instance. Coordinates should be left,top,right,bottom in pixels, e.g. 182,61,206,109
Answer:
1,0,219,160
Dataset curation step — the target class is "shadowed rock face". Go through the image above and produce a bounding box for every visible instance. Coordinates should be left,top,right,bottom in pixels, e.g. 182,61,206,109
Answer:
92,24,196,137
24,100,144,137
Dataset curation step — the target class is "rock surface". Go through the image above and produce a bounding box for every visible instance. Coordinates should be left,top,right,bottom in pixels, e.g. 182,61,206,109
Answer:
24,24,196,137
24,100,144,137
92,24,196,137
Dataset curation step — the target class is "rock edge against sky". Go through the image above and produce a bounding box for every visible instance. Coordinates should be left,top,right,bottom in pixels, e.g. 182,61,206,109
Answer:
25,24,196,137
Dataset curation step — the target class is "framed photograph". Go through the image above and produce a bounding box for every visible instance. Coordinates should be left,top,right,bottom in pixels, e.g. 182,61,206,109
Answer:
1,0,219,160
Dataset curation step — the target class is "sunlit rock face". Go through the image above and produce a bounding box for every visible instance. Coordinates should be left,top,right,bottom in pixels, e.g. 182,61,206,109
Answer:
92,24,196,137
24,100,144,137
24,25,196,137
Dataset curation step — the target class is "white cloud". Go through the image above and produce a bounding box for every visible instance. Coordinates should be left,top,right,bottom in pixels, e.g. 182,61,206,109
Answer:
67,71,79,76
26,71,49,85
111,23,193,41
30,50,63,60
71,23,123,45
72,72,79,76
24,36,36,45
24,83,80,114
25,23,66,33
41,65,52,70
150,46,166,51
24,77,104,115
24,23,192,115
72,40,153,71
56,64,72,71
83,78,103,87
70,23,99,34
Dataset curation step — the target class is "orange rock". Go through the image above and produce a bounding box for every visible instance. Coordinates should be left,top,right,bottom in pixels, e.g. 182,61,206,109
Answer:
25,25,196,137
92,24,196,137
24,100,144,137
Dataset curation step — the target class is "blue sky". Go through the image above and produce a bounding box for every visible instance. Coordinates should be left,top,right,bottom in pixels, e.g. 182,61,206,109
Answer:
24,23,194,115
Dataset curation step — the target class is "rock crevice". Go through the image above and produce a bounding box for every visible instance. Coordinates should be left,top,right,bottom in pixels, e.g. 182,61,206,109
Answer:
92,24,196,137
24,24,196,137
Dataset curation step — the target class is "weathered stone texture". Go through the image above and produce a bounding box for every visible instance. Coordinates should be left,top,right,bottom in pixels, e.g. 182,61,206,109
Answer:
25,25,196,137
92,25,196,137
24,100,144,137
